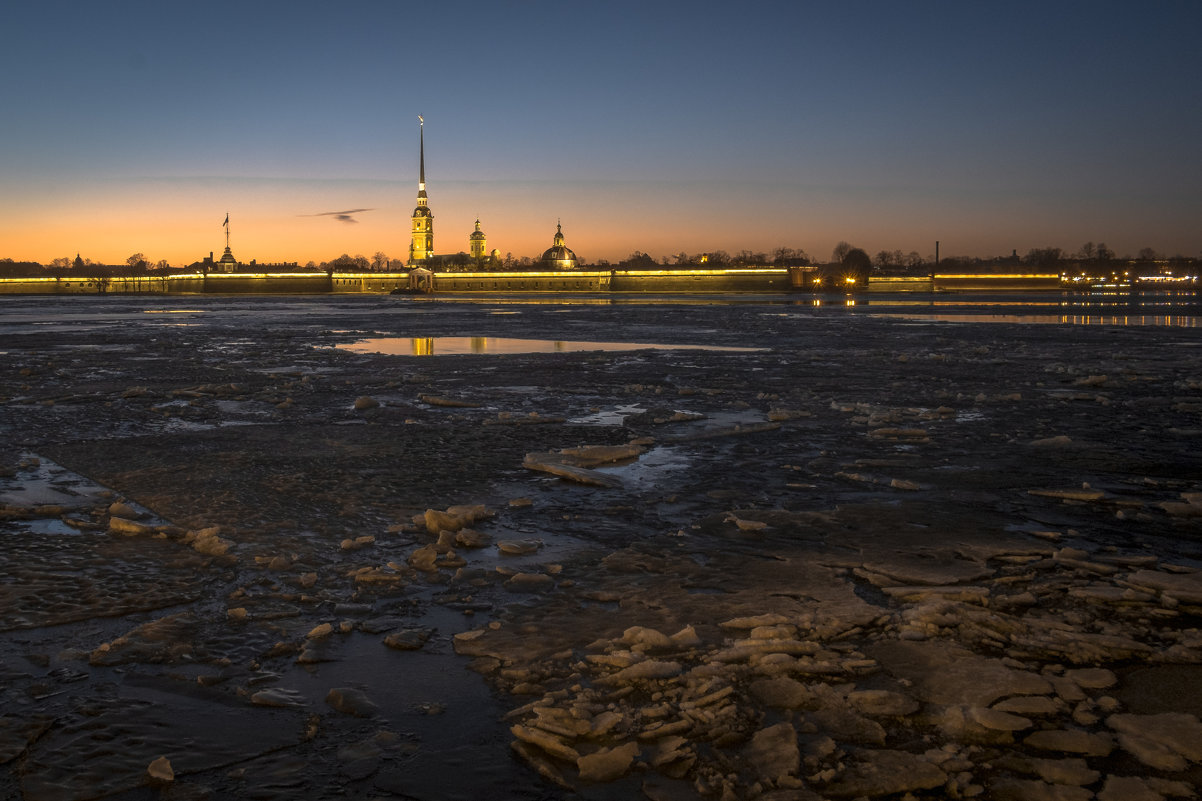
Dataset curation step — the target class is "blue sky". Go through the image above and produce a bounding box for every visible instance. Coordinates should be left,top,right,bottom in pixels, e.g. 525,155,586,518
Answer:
2,0,1199,265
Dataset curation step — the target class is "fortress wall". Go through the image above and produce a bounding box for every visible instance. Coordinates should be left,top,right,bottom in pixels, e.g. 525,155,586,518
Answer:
430,271,612,292
865,276,933,292
933,274,1061,291
609,269,789,293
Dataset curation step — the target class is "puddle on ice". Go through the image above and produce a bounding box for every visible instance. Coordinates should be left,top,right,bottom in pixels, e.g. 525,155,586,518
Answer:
214,399,276,418
333,336,765,356
0,455,112,510
685,409,769,431
569,403,646,425
252,365,341,375
596,445,690,485
22,518,84,536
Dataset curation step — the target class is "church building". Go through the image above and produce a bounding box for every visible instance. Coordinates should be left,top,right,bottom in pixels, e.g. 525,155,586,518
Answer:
408,119,498,269
469,219,487,259
540,222,578,270
407,119,566,271
408,118,434,264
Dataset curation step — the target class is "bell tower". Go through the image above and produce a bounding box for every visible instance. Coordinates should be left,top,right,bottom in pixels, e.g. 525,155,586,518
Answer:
469,219,487,260
409,117,433,264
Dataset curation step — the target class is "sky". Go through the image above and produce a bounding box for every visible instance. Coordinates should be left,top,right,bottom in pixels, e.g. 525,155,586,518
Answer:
2,0,1200,267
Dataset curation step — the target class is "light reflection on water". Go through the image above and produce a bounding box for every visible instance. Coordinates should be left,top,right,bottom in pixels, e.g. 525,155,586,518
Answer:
335,337,765,356
873,313,1198,327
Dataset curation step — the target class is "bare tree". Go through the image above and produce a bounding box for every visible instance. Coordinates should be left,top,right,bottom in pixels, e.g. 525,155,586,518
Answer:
372,251,389,271
832,241,853,264
1024,247,1063,267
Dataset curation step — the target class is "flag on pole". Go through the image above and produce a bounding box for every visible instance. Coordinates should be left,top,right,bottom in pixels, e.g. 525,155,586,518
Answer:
223,214,229,228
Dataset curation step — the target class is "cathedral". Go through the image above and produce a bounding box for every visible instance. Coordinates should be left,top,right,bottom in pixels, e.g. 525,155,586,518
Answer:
407,119,575,270
407,119,434,264
539,221,578,270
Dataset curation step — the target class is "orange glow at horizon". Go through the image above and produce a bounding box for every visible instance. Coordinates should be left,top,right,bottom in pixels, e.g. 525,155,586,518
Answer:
4,176,1194,269
3,199,855,268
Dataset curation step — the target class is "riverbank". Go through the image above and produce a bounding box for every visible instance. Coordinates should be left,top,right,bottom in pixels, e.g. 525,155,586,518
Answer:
0,268,1070,296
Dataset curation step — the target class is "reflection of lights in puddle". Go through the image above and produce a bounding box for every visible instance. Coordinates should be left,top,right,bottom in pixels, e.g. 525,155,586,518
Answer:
871,313,1198,327
334,337,765,356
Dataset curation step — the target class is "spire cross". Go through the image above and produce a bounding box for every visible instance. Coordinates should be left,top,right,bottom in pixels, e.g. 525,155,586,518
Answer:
418,116,426,190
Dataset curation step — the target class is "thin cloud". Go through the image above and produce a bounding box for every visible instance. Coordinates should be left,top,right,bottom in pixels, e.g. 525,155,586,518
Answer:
300,208,374,224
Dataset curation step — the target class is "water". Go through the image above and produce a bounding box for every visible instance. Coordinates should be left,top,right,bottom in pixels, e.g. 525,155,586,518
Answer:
2,290,1198,335
335,336,766,356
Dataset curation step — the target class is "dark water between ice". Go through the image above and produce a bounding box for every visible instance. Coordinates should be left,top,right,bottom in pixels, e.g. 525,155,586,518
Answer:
1,290,1198,339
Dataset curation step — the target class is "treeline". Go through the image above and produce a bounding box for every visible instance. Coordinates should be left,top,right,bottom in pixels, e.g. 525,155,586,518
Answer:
4,240,1198,278
591,241,1200,276
1,253,177,278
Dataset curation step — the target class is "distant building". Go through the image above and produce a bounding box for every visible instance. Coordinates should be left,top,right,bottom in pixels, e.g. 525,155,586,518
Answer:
540,222,578,270
469,219,487,260
216,246,237,272
407,120,504,270
215,214,238,272
404,120,580,272
409,119,434,265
